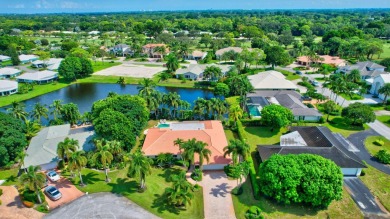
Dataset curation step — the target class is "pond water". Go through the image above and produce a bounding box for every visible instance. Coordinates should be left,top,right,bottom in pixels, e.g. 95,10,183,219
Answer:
1,83,215,118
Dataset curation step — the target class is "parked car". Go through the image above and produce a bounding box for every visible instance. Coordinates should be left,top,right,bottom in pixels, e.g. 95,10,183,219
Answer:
311,80,319,87
295,70,303,75
301,96,312,101
46,171,60,182
44,186,62,201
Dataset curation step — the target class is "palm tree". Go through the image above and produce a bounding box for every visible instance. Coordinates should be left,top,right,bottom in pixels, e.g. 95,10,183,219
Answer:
108,140,123,162
7,101,28,121
137,78,156,98
50,100,63,120
229,105,243,126
19,166,46,204
16,150,27,172
164,92,181,118
193,98,207,119
194,140,211,170
92,139,114,182
323,100,338,122
57,137,79,164
166,171,194,208
223,139,250,165
347,69,361,83
166,53,179,73
128,151,152,190
68,151,87,186
181,139,196,169
31,103,48,123
25,120,41,140
378,83,390,105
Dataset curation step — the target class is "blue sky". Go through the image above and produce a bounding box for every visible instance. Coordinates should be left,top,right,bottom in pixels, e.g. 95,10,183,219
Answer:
1,0,389,14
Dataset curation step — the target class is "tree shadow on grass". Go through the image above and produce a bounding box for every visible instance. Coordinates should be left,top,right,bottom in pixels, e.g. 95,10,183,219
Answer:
151,189,184,215
328,118,365,131
108,178,138,195
244,126,284,139
5,175,17,184
157,168,183,183
81,172,100,185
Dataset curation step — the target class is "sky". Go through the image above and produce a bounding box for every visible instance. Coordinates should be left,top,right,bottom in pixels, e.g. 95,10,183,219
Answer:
1,0,389,14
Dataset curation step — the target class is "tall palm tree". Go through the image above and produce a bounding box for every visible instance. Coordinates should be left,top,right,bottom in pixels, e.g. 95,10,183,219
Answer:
181,139,197,169
68,151,87,186
347,69,361,83
166,171,194,208
379,83,390,105
92,139,113,182
164,92,181,118
166,53,179,73
50,99,63,120
16,150,27,172
194,140,211,170
19,166,46,204
137,78,156,98
193,98,207,119
7,101,28,121
229,105,243,126
57,137,79,164
223,139,250,165
108,140,123,162
31,103,48,123
128,151,152,190
25,120,41,140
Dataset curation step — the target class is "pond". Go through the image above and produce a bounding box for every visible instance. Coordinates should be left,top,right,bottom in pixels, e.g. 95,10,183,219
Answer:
1,83,215,119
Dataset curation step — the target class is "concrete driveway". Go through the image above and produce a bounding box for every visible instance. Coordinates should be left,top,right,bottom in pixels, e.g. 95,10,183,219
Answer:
344,178,386,216
45,192,160,219
0,186,45,219
200,171,237,219
44,177,84,210
94,63,165,78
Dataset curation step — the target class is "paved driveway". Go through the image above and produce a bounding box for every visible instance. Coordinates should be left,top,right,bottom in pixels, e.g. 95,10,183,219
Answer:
347,129,390,175
0,186,45,219
45,192,159,219
344,178,386,216
44,178,84,209
200,171,236,219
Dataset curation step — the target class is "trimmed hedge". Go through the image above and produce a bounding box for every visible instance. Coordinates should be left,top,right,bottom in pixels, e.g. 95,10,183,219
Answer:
236,120,260,200
240,119,262,126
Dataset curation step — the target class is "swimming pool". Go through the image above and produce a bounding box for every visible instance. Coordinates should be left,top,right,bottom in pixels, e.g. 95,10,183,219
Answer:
157,124,170,128
248,105,261,117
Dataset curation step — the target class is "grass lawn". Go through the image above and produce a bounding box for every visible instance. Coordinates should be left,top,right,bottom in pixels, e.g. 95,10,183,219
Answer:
1,60,13,67
364,136,390,156
91,61,121,72
232,179,362,219
224,129,238,142
64,167,204,219
376,115,390,128
275,68,301,81
0,168,19,186
360,165,390,211
340,93,363,101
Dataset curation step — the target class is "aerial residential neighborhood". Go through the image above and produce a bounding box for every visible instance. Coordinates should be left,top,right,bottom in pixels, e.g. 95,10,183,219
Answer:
0,1,389,219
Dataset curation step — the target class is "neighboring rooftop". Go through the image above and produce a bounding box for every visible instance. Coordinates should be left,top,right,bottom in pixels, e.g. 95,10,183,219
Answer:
19,54,38,62
339,61,386,78
0,55,10,61
142,121,231,165
0,67,21,77
176,64,231,76
0,80,18,93
16,70,58,81
24,124,95,167
247,70,298,90
297,55,346,66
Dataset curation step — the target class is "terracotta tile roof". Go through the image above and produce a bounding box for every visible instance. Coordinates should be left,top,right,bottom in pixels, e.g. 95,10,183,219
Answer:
142,120,231,165
297,55,346,66
142,43,166,48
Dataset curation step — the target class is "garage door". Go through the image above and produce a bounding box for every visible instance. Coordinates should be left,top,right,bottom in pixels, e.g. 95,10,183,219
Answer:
341,168,359,176
40,162,58,171
203,164,226,170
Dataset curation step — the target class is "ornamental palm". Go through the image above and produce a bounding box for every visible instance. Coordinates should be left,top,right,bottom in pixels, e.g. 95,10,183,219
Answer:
57,137,79,163
19,165,46,204
16,150,27,172
137,78,156,98
68,151,87,186
25,120,41,140
379,83,390,105
7,101,28,121
223,139,250,165
193,98,207,119
166,171,194,207
347,69,361,83
194,140,211,170
92,139,114,182
128,151,152,190
31,103,48,123
108,140,123,162
164,92,181,118
181,139,197,169
50,100,63,120
166,53,179,73
229,105,243,126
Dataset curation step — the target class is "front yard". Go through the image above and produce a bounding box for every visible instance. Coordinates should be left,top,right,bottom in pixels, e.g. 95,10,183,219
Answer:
360,165,390,211
376,115,390,128
364,136,390,156
64,166,204,219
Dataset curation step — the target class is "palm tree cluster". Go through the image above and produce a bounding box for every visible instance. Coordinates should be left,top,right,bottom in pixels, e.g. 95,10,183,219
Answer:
223,139,250,166
137,78,228,120
326,70,363,104
128,151,153,190
175,138,211,170
19,166,46,204
155,153,175,168
166,171,194,208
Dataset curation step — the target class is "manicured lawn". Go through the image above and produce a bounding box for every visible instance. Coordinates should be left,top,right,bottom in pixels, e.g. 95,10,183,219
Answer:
232,179,362,219
1,60,13,67
77,75,144,84
340,93,363,101
0,80,71,107
275,68,301,81
360,165,390,211
244,126,286,151
224,129,238,142
64,167,204,219
91,61,121,72
376,115,390,128
364,136,390,156
0,168,19,186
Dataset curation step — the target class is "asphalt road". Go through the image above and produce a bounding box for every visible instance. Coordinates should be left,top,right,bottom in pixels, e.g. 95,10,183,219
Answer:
368,120,390,141
347,129,390,175
344,177,385,215
45,192,160,219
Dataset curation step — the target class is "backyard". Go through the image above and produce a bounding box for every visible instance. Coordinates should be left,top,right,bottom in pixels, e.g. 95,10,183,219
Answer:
64,166,204,219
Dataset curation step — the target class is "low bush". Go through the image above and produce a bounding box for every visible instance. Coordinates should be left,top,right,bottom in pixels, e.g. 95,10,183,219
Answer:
375,150,390,164
193,184,201,192
245,206,264,219
22,200,34,208
36,202,50,213
191,169,203,182
21,190,45,204
374,139,385,146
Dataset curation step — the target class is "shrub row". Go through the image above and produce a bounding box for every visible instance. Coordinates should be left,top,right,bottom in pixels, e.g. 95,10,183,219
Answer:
236,120,260,200
240,119,262,126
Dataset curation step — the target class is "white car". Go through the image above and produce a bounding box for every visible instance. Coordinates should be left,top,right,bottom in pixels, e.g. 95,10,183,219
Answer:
46,171,60,182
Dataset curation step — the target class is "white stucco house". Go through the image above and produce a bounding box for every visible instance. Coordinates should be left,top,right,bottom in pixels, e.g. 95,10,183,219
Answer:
369,74,390,100
0,80,18,96
175,64,231,81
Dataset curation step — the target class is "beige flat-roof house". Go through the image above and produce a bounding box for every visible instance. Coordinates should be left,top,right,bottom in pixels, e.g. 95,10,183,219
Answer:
142,43,169,58
142,121,231,170
297,55,346,67
248,70,298,90
0,80,18,96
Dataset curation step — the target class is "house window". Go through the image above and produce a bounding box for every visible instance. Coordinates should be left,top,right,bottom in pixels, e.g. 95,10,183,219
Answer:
185,75,190,79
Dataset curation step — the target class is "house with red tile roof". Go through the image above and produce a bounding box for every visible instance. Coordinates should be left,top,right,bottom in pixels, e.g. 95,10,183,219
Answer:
142,43,169,58
142,120,231,170
297,55,346,67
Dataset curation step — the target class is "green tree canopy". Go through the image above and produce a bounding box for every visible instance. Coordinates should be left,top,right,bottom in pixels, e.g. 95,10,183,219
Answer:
259,154,343,208
58,57,82,81
60,103,81,126
264,45,291,68
261,104,294,131
214,83,230,97
341,102,375,126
